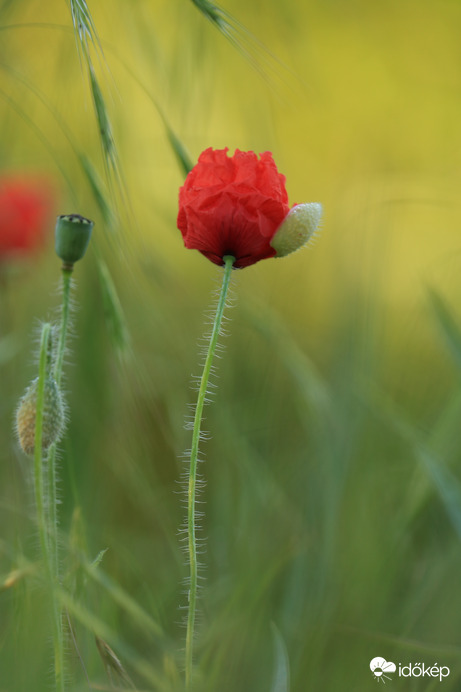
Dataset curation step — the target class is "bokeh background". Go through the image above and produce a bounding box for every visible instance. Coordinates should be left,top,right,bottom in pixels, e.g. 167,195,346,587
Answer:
1,0,461,690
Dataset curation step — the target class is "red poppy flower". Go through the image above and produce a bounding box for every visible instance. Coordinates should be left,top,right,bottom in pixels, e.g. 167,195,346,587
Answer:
0,175,54,259
177,148,292,268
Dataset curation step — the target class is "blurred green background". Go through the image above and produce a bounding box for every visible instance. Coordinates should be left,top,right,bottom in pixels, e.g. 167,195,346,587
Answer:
1,0,461,690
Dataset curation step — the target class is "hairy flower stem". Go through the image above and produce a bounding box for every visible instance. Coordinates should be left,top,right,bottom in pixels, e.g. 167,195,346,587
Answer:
47,266,73,692
54,267,73,387
185,255,235,690
34,323,52,579
34,323,65,692
47,267,72,568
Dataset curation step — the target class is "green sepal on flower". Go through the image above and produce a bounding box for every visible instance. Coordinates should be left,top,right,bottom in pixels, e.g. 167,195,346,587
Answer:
270,203,322,258
55,214,94,265
16,375,65,456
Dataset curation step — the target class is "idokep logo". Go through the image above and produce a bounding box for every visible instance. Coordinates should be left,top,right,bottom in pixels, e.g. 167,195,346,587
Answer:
369,656,451,683
398,662,450,681
370,657,396,683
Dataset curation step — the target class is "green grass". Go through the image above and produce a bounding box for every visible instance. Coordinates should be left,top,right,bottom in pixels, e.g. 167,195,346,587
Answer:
1,0,461,690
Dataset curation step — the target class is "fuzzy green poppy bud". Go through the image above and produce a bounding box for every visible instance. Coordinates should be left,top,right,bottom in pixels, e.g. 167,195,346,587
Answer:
270,203,322,258
16,376,65,456
55,214,94,265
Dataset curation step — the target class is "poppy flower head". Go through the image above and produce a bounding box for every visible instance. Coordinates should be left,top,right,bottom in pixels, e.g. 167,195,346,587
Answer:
178,148,291,268
0,175,54,260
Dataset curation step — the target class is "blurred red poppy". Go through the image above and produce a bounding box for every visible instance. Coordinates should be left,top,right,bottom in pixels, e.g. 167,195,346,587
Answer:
0,175,54,259
177,148,291,268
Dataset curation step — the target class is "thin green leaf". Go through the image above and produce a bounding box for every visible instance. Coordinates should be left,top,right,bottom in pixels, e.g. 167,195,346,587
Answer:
78,153,115,228
58,589,165,689
191,0,227,28
428,287,461,372
371,388,461,542
166,126,193,177
418,447,461,542
0,562,37,592
189,0,292,86
429,388,461,464
88,64,116,169
95,635,136,689
91,547,109,569
97,259,130,358
270,623,290,692
403,389,461,525
245,301,331,416
84,562,164,639
68,0,125,202
96,43,193,178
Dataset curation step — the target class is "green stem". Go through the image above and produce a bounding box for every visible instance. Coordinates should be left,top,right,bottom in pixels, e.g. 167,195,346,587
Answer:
54,267,73,387
34,323,52,581
185,255,235,690
48,267,72,563
47,267,72,692
34,324,65,691
51,594,65,692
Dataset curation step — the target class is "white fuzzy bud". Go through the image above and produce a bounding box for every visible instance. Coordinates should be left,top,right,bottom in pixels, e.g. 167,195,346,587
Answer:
271,203,322,258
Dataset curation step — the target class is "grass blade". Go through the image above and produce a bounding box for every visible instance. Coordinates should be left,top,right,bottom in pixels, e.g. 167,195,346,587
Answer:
97,259,130,359
67,0,125,205
270,623,290,692
418,447,461,541
166,126,193,177
69,0,103,55
84,561,163,640
189,0,292,86
78,153,115,228
88,63,117,172
372,388,461,541
428,287,461,372
58,588,165,689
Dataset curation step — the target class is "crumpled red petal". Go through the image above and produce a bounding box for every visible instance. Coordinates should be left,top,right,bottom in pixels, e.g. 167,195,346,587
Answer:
178,148,291,268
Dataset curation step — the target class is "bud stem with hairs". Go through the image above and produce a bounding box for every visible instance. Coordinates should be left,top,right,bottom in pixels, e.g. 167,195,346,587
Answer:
32,323,53,570
47,265,72,594
32,322,66,692
185,254,235,690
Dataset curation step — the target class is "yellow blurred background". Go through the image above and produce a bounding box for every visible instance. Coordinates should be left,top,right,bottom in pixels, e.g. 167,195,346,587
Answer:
2,0,460,416
2,0,460,309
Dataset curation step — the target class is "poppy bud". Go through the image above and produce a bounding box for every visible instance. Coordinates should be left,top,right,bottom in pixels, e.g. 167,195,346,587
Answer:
55,214,93,266
16,376,65,456
270,203,322,258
